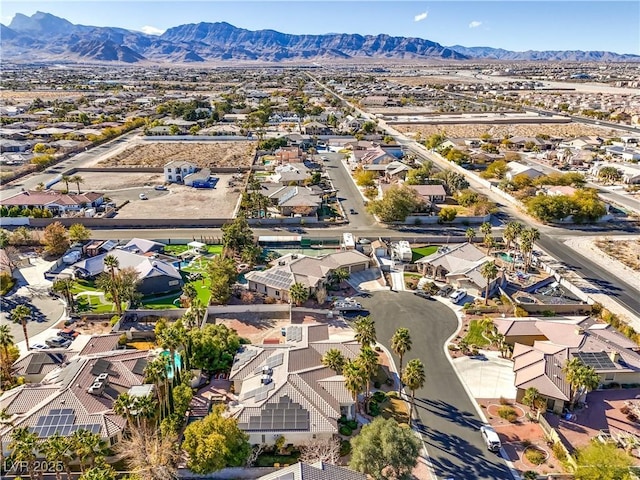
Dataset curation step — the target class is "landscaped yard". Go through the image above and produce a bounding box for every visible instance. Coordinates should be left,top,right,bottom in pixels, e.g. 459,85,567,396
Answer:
255,452,301,467
163,244,223,256
411,245,438,262
463,319,490,347
381,395,410,425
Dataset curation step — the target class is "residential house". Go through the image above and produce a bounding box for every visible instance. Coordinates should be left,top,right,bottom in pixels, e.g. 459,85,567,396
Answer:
505,161,545,181
415,243,502,297
84,240,119,258
354,146,397,166
184,168,213,187
302,121,332,135
245,250,370,302
2,191,104,216
229,323,361,445
257,462,367,480
590,162,640,184
407,184,447,204
0,348,154,451
494,316,640,413
276,146,305,163
0,139,33,153
268,164,310,185
605,146,640,161
267,185,323,217
12,352,68,384
72,249,183,296
339,116,366,133
164,160,197,183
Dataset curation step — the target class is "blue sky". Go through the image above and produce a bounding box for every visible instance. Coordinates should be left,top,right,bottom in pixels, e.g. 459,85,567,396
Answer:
2,1,639,54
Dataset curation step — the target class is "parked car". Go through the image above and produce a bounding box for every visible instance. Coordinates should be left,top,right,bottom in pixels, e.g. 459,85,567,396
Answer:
449,289,467,304
349,208,357,214
31,343,50,350
58,328,79,340
154,185,168,191
438,285,454,297
139,193,148,200
480,425,502,452
414,290,432,300
45,337,71,348
321,156,328,161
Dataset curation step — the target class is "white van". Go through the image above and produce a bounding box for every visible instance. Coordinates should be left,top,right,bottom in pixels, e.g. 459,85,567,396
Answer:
480,425,501,452
449,289,466,304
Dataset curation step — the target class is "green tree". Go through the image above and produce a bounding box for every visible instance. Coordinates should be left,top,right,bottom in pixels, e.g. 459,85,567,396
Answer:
503,221,523,251
53,277,76,313
70,175,84,194
349,417,421,479
70,429,109,473
331,268,350,285
181,283,198,308
289,282,309,306
172,383,193,417
353,167,376,187
321,348,345,374
221,216,254,255
77,460,117,480
40,433,75,480
68,224,91,243
405,161,434,185
11,304,32,350
480,261,499,305
9,427,39,480
188,324,241,373
354,315,376,347
343,360,367,414
357,346,379,413
425,132,447,150
563,358,600,408
465,227,476,244
207,255,237,304
438,207,457,223
480,159,508,180
391,328,412,394
158,321,186,385
61,175,72,192
521,387,546,415
574,442,634,480
597,166,622,185
402,358,425,421
0,407,15,473
0,327,15,388
182,405,250,474
43,221,70,256
367,184,426,222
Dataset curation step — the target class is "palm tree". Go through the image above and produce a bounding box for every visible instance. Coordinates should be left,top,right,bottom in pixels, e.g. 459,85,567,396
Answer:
0,325,15,386
144,357,169,419
343,360,367,415
354,315,376,348
102,255,121,315
522,387,545,415
480,261,499,305
61,175,71,192
11,304,32,350
391,328,412,393
40,433,75,480
480,221,492,237
289,282,309,306
53,278,76,313
331,268,350,286
9,427,39,480
483,235,495,255
181,283,197,307
403,358,426,422
70,175,84,194
503,221,523,251
465,227,475,244
158,324,185,386
71,429,109,473
563,358,600,409
113,392,135,427
0,407,15,473
322,348,345,374
132,394,158,429
357,346,379,414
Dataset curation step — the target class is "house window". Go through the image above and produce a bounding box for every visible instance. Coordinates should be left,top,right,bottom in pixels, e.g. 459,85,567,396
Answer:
604,373,615,381
167,168,172,172
168,175,173,180
275,291,280,297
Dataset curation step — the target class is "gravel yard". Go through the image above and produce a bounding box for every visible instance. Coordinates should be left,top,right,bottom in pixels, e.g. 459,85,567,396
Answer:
98,141,255,168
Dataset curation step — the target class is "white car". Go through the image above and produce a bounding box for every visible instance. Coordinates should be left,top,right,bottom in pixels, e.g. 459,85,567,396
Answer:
31,343,49,350
449,289,467,304
139,193,148,200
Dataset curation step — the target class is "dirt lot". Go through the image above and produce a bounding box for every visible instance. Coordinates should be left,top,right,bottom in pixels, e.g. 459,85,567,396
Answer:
394,122,628,140
98,141,255,168
594,238,640,272
1,90,89,103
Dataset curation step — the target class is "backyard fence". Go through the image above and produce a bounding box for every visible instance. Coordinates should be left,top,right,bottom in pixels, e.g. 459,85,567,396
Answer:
538,412,577,472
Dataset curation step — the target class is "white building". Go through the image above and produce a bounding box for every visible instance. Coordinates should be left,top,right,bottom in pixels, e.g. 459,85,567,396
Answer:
391,241,412,262
164,160,197,183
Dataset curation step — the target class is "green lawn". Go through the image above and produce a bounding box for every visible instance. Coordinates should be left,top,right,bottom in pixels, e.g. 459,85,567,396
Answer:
256,452,301,467
411,245,438,262
70,279,101,295
163,244,223,256
141,276,211,309
463,319,490,347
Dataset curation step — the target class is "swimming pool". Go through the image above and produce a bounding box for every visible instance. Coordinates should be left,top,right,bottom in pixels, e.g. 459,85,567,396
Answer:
496,252,514,263
160,350,183,380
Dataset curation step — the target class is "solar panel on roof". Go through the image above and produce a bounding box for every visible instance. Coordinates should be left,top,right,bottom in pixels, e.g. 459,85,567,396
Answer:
132,358,148,376
574,351,616,370
59,408,73,415
50,409,61,415
91,359,112,376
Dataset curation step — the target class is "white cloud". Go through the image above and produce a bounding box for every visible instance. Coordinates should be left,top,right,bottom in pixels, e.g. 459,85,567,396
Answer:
140,25,165,35
414,11,428,22
469,21,482,29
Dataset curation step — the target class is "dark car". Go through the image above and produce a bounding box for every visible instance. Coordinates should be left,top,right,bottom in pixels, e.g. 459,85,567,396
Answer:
58,328,79,340
414,290,432,300
349,208,357,214
438,285,454,297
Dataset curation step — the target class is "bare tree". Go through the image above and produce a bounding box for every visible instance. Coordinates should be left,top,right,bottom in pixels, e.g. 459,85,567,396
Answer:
299,436,341,465
245,444,266,467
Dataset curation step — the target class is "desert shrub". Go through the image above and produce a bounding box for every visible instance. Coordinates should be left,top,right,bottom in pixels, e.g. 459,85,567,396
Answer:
0,273,15,295
552,442,567,461
498,406,518,423
514,306,529,317
340,440,351,456
346,419,358,431
525,447,547,465
373,391,387,403
521,439,532,448
522,471,538,480
339,425,352,436
264,296,276,304
369,401,381,416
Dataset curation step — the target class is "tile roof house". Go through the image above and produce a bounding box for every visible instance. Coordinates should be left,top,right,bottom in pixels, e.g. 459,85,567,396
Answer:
245,251,370,302
267,185,323,217
406,184,447,204
505,161,545,181
257,461,367,480
0,347,154,451
268,164,311,185
12,352,68,384
501,317,640,413
415,243,502,297
230,324,361,446
2,191,104,215
72,249,183,296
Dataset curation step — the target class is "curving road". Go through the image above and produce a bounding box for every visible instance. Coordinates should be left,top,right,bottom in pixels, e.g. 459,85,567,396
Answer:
359,291,514,480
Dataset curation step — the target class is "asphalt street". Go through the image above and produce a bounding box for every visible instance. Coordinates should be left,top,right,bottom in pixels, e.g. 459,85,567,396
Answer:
358,291,514,480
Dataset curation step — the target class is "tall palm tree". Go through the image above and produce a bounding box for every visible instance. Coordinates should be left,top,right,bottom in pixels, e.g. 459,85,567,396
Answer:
0,325,15,385
480,221,492,237
102,255,121,315
321,348,345,374
53,278,76,313
145,357,169,419
158,323,185,386
522,387,545,415
289,282,309,306
480,261,499,305
354,315,376,348
70,175,84,194
8,427,39,480
465,227,475,244
391,328,412,393
503,221,523,251
181,283,197,307
403,358,426,422
357,346,379,414
40,433,75,480
483,235,495,255
132,395,158,429
563,358,600,409
11,304,32,350
113,392,135,427
190,299,206,328
0,407,15,473
71,429,109,473
61,175,71,192
343,360,367,415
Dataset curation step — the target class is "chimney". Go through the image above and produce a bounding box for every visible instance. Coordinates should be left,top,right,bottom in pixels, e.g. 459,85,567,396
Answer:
575,327,584,336
609,351,620,363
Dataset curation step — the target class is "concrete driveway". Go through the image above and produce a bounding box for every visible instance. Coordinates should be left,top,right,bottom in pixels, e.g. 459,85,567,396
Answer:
357,291,514,480
454,350,517,400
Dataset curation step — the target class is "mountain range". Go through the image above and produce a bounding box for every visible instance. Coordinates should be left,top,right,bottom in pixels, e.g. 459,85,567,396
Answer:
2,12,638,64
